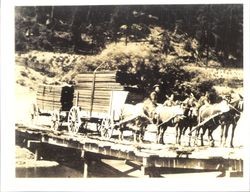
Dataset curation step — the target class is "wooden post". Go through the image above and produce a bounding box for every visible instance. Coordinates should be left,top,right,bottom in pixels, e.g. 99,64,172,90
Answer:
75,91,79,107
81,150,88,178
225,167,232,177
34,148,39,161
81,150,85,158
83,160,88,178
141,157,148,176
141,156,161,177
89,73,96,117
141,157,156,177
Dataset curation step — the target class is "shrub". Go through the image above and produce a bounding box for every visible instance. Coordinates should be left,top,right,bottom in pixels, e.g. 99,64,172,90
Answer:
20,71,28,77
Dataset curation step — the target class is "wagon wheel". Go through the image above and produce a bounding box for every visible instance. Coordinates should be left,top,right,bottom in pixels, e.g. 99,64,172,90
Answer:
51,111,60,131
100,117,114,139
67,106,81,134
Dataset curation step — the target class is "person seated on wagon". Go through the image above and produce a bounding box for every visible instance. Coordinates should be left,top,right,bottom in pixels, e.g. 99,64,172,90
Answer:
151,84,161,103
143,84,161,119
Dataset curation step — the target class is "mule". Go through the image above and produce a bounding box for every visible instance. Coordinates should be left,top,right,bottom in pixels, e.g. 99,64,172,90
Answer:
154,105,185,144
178,106,198,146
194,100,230,147
220,96,243,148
179,94,199,146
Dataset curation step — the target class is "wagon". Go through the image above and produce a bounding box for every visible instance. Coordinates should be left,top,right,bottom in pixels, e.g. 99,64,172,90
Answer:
35,70,147,139
35,82,74,130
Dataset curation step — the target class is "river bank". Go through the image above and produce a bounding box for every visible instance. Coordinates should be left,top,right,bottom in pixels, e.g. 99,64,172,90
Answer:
16,145,58,168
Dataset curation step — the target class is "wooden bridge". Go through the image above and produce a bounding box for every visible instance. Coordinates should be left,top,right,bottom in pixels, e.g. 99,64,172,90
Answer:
15,123,243,177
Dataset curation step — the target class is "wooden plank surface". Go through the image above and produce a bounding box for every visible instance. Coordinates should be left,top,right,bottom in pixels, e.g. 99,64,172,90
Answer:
77,90,111,95
77,76,116,82
37,95,61,101
76,83,123,89
15,124,244,171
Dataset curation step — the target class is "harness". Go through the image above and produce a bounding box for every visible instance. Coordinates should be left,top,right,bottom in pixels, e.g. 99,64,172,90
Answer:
156,114,186,129
228,103,242,114
212,115,221,125
188,112,224,135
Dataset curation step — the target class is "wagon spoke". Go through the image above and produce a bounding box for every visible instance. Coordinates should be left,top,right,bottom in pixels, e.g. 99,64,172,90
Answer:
100,117,114,139
67,106,81,134
51,111,60,131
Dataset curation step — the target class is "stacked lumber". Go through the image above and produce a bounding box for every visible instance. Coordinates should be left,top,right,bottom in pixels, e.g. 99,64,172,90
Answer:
74,71,124,113
37,84,74,112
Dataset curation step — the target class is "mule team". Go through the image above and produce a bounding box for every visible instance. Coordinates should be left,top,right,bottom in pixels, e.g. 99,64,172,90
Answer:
120,84,243,148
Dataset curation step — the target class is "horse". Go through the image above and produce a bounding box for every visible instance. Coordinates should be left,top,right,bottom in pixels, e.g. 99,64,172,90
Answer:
154,105,185,144
220,95,243,147
194,100,230,147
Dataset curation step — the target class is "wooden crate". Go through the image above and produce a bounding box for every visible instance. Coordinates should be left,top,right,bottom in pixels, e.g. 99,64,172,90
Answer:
36,84,74,112
74,71,124,114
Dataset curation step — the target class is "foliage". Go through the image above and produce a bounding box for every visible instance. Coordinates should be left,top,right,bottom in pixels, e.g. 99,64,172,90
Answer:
15,5,243,67
15,5,243,101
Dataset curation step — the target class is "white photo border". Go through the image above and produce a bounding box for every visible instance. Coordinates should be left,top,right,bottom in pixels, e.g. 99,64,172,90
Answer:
1,0,250,191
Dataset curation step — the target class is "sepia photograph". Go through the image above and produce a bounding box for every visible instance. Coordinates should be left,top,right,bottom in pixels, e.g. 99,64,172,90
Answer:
1,0,250,191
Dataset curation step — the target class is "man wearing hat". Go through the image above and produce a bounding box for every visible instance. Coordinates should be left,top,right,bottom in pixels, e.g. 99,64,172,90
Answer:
143,84,161,119
150,84,161,105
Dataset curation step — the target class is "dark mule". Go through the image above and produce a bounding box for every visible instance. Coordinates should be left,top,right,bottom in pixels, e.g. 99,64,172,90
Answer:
178,94,199,146
178,106,198,146
194,101,230,147
220,96,243,147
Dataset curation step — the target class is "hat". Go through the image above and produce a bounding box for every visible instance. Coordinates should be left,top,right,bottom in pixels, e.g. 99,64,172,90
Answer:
153,84,160,88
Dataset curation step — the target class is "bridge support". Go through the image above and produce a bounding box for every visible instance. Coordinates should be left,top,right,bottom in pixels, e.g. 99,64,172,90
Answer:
141,156,161,177
27,140,41,161
83,160,89,178
81,150,89,178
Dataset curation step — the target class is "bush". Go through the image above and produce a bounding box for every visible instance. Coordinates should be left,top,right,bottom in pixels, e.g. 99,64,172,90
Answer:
20,71,28,77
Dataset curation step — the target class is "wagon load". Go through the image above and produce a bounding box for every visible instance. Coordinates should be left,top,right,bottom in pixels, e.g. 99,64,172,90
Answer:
74,71,127,115
36,84,74,112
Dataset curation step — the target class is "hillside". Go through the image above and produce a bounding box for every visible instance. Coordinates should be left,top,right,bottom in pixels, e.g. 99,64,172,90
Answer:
15,5,243,100
15,26,243,100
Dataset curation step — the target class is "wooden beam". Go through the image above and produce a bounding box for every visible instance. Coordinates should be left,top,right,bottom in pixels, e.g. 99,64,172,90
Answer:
83,159,88,178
